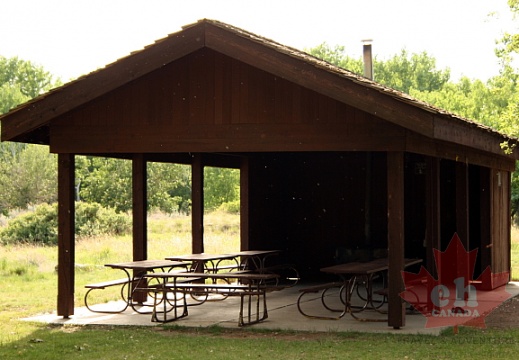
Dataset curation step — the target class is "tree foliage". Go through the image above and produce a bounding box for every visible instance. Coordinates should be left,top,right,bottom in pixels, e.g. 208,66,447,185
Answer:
0,202,131,245
305,44,450,93
1,57,61,215
308,42,364,74
376,49,451,93
0,56,60,114
147,162,192,214
0,144,57,215
77,157,133,213
204,167,240,212
76,157,194,214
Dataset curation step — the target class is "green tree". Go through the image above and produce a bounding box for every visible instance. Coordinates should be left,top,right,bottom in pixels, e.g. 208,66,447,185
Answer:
0,56,61,114
375,49,450,93
204,167,240,212
410,75,515,130
306,42,363,74
1,56,61,214
76,157,193,214
78,157,133,213
305,44,450,94
0,145,57,214
147,162,191,214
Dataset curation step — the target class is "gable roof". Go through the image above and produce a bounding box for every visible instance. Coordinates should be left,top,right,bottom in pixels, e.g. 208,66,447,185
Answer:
1,19,517,160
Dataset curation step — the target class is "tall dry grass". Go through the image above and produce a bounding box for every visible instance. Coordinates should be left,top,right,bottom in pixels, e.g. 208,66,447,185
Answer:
0,211,241,314
511,226,519,280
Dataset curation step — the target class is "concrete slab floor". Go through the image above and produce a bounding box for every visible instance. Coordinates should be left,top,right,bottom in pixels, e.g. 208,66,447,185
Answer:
23,282,519,335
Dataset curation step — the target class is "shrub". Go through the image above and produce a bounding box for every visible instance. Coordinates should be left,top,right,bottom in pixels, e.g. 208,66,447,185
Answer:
0,203,57,245
217,200,240,214
0,202,131,245
75,202,131,237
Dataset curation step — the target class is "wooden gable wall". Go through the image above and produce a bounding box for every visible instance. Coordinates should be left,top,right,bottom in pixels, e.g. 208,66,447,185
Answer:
49,48,405,154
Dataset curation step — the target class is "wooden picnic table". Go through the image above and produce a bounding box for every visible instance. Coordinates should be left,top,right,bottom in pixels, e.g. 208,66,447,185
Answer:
225,250,281,272
165,253,239,273
298,258,422,321
103,259,188,312
143,271,279,326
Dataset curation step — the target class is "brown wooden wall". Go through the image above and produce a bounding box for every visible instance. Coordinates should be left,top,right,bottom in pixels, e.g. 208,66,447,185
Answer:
491,169,511,275
50,48,404,154
246,152,389,278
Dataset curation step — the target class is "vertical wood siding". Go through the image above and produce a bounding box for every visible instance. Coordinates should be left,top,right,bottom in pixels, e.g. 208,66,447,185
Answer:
51,49,402,153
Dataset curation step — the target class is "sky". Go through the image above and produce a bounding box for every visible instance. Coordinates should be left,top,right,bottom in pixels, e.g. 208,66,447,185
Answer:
0,0,517,83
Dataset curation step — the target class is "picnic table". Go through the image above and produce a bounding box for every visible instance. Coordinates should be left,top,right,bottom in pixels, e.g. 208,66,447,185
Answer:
298,258,422,321
226,250,281,271
84,259,188,314
143,271,279,326
165,253,239,273
225,250,300,287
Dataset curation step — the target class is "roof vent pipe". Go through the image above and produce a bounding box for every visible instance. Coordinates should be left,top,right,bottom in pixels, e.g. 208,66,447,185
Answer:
362,39,373,80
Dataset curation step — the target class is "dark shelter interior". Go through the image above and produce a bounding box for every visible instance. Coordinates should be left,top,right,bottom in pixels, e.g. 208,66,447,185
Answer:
247,151,389,279
242,151,490,280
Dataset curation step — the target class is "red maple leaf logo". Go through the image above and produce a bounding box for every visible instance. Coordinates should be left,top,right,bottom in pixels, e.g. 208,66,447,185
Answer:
400,233,512,328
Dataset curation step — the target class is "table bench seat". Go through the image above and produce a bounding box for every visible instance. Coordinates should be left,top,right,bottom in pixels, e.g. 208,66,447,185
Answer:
166,282,258,294
247,264,300,288
297,282,346,320
299,282,344,293
148,272,274,326
208,264,246,272
84,278,130,313
85,278,130,290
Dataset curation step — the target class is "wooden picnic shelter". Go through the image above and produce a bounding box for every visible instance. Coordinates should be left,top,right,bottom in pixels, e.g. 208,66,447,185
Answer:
1,19,518,329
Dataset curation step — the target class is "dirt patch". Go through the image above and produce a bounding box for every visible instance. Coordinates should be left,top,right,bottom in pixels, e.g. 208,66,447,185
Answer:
483,294,519,329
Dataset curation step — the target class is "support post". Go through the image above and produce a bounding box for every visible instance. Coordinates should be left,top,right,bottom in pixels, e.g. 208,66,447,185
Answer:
387,151,405,329
240,156,250,251
192,154,204,254
132,154,148,303
455,162,470,297
455,162,469,248
57,154,75,318
132,153,147,261
426,157,441,278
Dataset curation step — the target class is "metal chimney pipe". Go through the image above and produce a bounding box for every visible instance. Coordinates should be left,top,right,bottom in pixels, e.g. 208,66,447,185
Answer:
362,39,373,80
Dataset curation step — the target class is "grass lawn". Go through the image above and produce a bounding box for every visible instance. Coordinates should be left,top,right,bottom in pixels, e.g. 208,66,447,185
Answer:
0,212,518,359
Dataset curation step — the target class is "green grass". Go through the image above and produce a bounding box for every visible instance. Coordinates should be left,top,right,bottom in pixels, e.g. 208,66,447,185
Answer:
1,323,519,359
0,214,518,359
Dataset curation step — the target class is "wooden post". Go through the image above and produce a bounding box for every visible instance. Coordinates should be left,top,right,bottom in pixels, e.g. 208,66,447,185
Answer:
240,156,249,251
455,162,469,248
425,156,441,313
57,154,75,318
132,154,148,303
455,162,470,297
479,168,491,276
192,154,204,254
387,151,405,329
426,157,441,277
132,154,147,261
